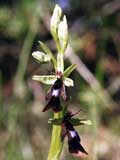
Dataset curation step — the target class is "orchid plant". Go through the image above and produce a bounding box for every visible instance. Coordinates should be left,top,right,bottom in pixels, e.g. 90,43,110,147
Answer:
32,4,91,160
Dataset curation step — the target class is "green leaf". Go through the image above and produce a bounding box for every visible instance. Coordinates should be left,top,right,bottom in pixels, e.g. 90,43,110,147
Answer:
32,51,51,62
57,53,64,73
39,41,57,69
63,64,76,77
64,77,74,87
32,75,56,85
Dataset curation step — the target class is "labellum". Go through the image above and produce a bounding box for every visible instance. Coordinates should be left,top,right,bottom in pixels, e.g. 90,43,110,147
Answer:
42,77,66,112
61,111,88,158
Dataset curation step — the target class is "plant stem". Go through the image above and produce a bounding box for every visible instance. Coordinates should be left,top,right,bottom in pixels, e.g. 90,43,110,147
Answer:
47,112,63,160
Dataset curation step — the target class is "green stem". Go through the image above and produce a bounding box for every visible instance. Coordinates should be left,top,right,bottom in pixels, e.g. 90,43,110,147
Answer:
47,112,63,160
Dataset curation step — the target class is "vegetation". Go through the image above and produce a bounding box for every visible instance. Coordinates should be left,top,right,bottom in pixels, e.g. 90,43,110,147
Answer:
0,0,120,160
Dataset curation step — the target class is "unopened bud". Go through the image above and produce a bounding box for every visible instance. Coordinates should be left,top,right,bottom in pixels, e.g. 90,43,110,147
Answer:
50,4,62,35
58,15,68,53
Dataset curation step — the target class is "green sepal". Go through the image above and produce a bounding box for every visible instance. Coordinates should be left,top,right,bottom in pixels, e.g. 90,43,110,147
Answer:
48,118,92,126
64,77,74,87
38,41,57,69
69,118,92,126
63,64,76,77
32,75,56,85
32,51,51,62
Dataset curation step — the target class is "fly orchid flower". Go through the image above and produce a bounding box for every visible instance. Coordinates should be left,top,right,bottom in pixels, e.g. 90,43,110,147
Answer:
61,111,88,158
42,72,66,112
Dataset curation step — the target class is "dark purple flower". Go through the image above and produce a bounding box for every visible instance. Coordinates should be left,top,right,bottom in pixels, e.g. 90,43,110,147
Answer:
42,77,66,112
61,111,88,157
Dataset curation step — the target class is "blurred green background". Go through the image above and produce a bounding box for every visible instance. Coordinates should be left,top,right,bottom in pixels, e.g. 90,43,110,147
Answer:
0,0,120,160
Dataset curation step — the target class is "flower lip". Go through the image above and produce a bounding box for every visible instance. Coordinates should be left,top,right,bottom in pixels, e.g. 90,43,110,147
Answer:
42,76,66,112
69,131,77,138
68,134,88,156
53,78,63,89
42,96,61,112
61,111,88,157
52,89,60,97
